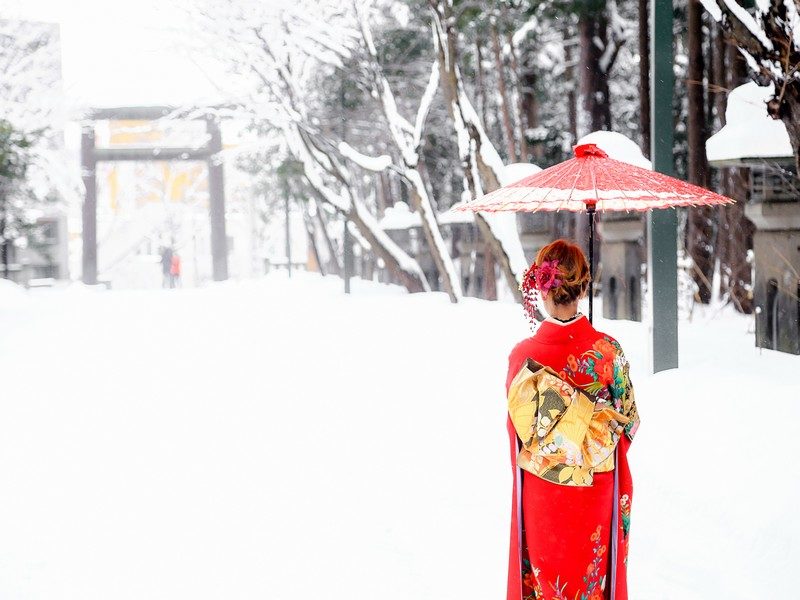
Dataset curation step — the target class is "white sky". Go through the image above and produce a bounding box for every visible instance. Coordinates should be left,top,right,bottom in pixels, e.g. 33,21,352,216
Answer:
4,0,225,108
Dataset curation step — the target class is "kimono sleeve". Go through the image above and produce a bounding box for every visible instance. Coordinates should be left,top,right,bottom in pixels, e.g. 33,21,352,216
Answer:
506,339,532,393
614,348,640,441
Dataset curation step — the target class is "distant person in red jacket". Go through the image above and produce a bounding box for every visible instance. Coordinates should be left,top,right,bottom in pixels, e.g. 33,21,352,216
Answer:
170,253,181,288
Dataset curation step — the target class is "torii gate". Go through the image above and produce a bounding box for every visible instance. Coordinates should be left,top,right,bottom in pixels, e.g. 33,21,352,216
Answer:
80,106,228,284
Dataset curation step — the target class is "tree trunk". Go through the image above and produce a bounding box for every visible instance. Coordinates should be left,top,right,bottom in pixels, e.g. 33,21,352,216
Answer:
0,212,8,280
565,36,578,145
300,160,428,294
506,29,530,163
705,13,716,133
688,206,716,304
578,6,612,135
780,100,800,176
638,0,651,158
475,38,488,125
482,242,497,300
375,172,391,215
686,0,714,304
355,7,463,303
569,11,596,261
687,0,709,188
348,198,428,293
315,201,342,276
712,20,730,303
722,168,754,313
712,20,727,129
473,212,520,300
429,0,526,303
717,41,754,314
519,44,541,162
407,173,462,303
260,15,428,296
490,20,518,162
302,201,325,276
728,48,754,314
1,243,8,280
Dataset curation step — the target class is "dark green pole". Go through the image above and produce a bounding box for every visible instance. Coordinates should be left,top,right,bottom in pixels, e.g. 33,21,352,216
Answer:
648,0,679,371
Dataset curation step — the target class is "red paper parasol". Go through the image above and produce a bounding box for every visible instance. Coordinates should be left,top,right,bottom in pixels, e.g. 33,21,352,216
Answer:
455,143,735,321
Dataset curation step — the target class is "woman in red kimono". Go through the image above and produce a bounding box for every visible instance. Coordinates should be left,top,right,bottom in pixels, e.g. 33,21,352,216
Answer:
505,239,639,600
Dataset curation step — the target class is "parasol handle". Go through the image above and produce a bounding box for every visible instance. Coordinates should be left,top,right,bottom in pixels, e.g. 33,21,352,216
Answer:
587,203,596,323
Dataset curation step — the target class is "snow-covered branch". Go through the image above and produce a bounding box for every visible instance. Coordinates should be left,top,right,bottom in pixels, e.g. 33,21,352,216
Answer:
703,0,774,53
188,0,431,293
337,141,392,172
509,17,539,51
355,2,416,158
0,19,79,220
352,0,462,302
598,0,629,74
702,0,800,172
427,0,528,302
413,62,439,150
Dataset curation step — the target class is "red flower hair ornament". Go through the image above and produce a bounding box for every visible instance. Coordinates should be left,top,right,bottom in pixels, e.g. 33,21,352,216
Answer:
520,259,562,329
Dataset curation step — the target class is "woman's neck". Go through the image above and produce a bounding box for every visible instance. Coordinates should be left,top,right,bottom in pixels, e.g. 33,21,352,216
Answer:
548,302,580,322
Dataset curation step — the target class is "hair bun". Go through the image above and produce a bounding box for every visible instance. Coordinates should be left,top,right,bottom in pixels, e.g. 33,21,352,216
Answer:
533,239,590,306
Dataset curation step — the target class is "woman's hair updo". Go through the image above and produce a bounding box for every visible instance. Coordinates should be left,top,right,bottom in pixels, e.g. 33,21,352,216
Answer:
533,239,591,305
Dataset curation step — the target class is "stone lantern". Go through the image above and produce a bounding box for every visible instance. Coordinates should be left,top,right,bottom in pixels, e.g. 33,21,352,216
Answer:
597,213,644,321
747,196,800,354
707,82,800,354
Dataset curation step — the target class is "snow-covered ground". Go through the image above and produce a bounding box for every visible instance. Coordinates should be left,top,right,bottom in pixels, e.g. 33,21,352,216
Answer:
0,273,797,599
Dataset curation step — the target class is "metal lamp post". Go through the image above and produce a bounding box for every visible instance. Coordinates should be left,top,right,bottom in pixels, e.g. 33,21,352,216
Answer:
648,0,680,372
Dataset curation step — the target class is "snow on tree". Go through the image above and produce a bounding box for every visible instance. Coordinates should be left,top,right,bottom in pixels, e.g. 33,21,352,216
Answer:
345,0,462,303
562,0,633,138
0,119,32,276
187,0,430,293
0,19,76,274
702,0,800,173
428,0,529,303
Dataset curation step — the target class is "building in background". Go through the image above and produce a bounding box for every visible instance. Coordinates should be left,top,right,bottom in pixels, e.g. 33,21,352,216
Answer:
11,209,70,284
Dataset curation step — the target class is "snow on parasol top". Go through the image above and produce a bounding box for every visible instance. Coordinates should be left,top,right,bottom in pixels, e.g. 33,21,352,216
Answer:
454,143,735,213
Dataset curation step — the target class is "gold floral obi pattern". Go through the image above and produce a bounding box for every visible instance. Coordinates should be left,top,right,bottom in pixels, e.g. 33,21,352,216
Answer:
508,359,630,487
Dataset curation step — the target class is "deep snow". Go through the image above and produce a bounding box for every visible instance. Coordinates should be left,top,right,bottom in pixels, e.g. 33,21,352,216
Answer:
0,273,797,599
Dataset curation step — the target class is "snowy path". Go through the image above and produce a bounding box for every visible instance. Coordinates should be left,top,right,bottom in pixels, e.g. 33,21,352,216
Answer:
0,274,797,599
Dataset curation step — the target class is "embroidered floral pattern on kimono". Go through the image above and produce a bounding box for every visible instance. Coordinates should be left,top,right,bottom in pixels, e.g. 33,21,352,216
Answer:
620,493,632,567
562,336,640,439
524,526,609,600
619,494,631,539
521,561,543,600
583,525,607,599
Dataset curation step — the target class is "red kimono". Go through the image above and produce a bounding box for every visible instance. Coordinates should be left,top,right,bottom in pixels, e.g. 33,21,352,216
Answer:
505,315,639,600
